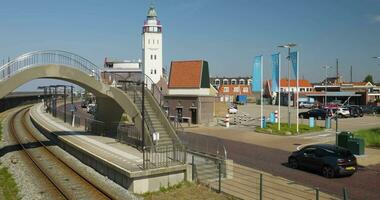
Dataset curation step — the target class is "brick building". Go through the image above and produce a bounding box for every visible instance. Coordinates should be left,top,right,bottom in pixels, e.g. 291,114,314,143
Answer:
164,60,214,124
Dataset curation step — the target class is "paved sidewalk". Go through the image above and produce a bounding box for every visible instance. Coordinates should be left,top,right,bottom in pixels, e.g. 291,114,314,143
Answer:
31,103,144,171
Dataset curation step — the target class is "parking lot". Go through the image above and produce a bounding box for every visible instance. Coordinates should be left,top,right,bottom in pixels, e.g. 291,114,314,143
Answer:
230,104,380,132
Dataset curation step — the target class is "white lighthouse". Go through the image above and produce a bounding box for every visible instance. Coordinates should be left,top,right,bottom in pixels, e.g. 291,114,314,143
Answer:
142,5,163,84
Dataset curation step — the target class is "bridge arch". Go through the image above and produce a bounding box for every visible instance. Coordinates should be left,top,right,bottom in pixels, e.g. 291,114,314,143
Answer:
0,51,143,138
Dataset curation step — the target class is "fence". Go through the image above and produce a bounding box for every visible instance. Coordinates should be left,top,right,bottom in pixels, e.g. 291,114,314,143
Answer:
56,109,81,127
142,144,187,169
189,155,348,200
114,122,141,149
84,118,105,136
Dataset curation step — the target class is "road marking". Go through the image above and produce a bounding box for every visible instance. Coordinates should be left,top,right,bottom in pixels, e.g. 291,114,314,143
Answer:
303,133,333,139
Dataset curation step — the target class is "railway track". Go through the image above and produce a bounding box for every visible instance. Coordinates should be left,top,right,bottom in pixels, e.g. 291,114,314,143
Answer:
8,107,113,200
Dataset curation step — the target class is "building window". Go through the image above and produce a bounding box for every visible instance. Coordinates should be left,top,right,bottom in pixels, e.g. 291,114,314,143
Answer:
215,79,220,86
157,40,159,44
231,79,237,85
151,55,153,60
223,79,229,85
239,79,245,85
223,87,229,92
243,87,248,93
248,79,252,86
154,69,157,74
233,87,240,93
148,39,150,44
151,69,153,74
154,55,157,60
153,40,155,44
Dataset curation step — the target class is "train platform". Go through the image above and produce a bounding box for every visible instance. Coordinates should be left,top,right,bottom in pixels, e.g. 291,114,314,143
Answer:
30,103,145,172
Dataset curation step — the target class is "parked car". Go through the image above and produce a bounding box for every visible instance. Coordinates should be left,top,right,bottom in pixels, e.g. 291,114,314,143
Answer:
299,102,314,109
345,106,363,117
298,109,330,120
228,107,238,114
288,144,357,178
334,107,350,118
86,103,96,114
361,105,380,115
81,100,87,108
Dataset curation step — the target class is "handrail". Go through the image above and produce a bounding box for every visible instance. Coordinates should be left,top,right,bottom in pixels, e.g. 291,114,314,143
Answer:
106,72,182,146
0,50,101,81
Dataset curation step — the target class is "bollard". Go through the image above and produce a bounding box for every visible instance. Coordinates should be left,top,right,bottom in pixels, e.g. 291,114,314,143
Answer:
218,161,222,193
270,112,275,123
315,188,319,200
343,187,349,200
309,117,315,128
192,155,195,182
225,114,230,128
274,110,278,123
262,116,266,128
259,173,263,200
325,117,331,129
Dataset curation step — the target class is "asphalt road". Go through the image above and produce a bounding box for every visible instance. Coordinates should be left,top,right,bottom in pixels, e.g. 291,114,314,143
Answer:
180,132,380,200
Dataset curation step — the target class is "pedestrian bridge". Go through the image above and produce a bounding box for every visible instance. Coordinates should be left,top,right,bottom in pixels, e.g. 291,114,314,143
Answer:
0,50,179,148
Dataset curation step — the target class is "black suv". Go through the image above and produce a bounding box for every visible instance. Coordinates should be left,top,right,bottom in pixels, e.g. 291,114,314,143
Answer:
346,106,363,117
298,109,331,120
288,144,357,178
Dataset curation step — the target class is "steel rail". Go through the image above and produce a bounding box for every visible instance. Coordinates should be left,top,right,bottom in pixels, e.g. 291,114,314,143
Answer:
9,107,113,200
9,107,68,199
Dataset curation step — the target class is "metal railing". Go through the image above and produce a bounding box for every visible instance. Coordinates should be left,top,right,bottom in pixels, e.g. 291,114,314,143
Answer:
142,143,186,169
0,50,101,81
84,118,105,136
190,157,345,200
115,122,142,149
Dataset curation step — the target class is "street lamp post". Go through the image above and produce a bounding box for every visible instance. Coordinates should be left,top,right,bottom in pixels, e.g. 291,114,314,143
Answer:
278,43,296,128
322,66,332,107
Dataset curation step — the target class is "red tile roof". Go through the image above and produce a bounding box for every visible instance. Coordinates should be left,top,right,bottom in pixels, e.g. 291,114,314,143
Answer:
168,60,203,89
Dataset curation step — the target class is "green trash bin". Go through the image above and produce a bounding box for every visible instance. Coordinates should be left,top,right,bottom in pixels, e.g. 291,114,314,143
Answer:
337,132,353,148
347,138,365,155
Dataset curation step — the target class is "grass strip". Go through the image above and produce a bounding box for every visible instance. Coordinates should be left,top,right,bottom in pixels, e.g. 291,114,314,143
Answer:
354,128,380,148
256,123,323,135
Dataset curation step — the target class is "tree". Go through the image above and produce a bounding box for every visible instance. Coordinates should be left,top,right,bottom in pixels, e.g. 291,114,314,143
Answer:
363,75,374,84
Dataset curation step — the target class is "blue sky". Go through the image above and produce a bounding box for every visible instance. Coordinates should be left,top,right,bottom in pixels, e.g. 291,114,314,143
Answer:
1,0,380,90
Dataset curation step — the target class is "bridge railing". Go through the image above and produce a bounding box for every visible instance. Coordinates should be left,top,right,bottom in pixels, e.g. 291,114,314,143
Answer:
0,50,101,81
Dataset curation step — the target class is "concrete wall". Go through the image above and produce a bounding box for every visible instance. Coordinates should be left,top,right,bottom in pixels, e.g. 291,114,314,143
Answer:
164,95,214,124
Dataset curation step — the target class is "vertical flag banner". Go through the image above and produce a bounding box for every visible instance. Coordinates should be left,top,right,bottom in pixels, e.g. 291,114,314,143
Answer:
271,53,280,92
290,51,299,78
252,56,262,92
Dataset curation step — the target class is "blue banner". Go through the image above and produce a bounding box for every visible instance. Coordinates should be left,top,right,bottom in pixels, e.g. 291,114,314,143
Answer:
290,51,298,78
271,53,280,92
252,56,262,92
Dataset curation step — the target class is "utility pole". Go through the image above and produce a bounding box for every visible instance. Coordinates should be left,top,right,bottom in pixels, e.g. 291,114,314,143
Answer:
350,66,353,83
336,58,339,78
64,86,67,122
